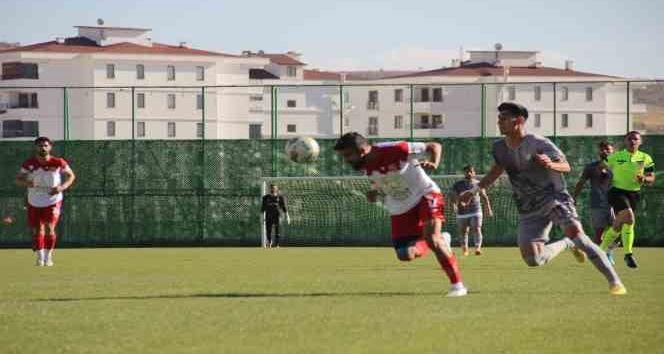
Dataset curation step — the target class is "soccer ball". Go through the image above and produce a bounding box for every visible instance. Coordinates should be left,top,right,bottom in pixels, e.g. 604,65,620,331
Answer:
285,137,320,163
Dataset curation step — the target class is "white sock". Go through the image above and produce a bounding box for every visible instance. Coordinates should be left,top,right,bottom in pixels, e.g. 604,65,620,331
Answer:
45,249,53,260
36,249,45,260
451,282,465,290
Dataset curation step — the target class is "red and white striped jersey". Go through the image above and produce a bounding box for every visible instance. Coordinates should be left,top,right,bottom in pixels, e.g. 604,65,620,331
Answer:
20,156,71,207
360,141,439,215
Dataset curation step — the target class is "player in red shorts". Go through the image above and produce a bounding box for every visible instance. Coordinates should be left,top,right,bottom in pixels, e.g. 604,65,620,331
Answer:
15,137,76,266
335,132,467,297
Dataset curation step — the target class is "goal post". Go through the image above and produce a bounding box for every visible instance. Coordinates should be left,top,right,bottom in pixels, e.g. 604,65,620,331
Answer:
260,174,517,248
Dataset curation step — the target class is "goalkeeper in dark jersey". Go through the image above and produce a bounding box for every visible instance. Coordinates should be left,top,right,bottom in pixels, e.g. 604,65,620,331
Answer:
261,184,289,248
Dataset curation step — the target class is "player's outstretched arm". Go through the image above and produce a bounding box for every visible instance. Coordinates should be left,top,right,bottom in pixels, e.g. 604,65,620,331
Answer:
420,142,441,170
480,189,493,217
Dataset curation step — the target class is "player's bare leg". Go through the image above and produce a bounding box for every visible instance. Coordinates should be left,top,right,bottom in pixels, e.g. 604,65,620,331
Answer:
472,225,483,255
564,222,626,294
424,218,466,297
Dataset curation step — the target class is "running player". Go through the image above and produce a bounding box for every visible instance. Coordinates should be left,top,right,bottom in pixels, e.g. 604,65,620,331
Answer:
460,102,626,295
334,132,467,297
15,137,76,266
449,164,493,256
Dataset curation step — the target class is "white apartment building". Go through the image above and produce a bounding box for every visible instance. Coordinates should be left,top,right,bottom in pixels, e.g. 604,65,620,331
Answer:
0,29,646,140
342,50,645,138
0,25,268,139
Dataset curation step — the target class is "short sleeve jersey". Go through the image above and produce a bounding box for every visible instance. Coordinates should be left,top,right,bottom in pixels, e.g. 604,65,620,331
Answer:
492,134,571,215
451,179,481,216
606,149,655,192
20,156,71,207
581,161,611,209
360,141,439,215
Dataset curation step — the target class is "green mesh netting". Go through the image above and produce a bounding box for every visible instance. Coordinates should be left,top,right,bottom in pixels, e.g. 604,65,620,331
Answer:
0,136,662,247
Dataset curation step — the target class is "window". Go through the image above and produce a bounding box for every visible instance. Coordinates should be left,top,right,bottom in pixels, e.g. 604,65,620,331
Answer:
508,86,516,100
344,117,350,127
585,87,593,101
343,91,350,104
586,114,593,128
561,87,569,101
287,124,297,133
136,64,145,80
107,92,116,108
561,113,569,128
368,117,378,136
287,100,297,108
196,66,205,81
534,113,542,128
394,89,403,102
167,66,176,81
197,94,203,110
168,94,176,109
137,122,146,137
107,121,116,137
167,122,176,137
420,114,429,128
432,115,443,128
249,124,262,139
534,86,541,101
137,93,145,109
394,115,403,129
17,93,38,108
286,66,297,77
106,64,115,79
420,88,430,102
368,90,378,109
1,62,39,80
197,123,203,138
432,88,443,102
2,120,39,137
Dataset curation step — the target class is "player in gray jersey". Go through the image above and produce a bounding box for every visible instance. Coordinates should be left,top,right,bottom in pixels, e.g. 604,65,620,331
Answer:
449,165,493,256
572,142,616,249
460,102,626,295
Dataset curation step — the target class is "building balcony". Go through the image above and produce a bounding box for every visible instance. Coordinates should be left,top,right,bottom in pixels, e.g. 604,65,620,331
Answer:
367,101,379,110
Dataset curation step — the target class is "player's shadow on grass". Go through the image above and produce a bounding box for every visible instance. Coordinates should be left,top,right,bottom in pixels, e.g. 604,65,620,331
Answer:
31,291,445,302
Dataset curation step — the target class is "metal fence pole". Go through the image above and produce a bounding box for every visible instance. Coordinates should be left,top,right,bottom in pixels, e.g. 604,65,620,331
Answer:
200,86,206,241
339,84,344,137
409,84,414,141
481,84,486,138
552,82,557,139
626,81,631,133
271,86,277,176
130,87,136,242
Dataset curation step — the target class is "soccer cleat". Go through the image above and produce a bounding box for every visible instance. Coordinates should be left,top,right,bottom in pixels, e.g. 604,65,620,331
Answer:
609,284,627,295
35,258,44,267
606,251,615,266
44,257,54,267
446,286,468,297
571,247,587,264
624,254,638,268
461,247,469,257
475,249,482,256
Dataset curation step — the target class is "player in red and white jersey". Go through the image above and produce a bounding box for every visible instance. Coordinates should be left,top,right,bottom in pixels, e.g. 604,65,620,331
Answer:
15,137,76,266
335,132,467,297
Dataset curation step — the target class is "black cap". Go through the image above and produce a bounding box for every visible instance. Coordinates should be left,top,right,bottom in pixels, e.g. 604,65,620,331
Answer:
498,102,528,120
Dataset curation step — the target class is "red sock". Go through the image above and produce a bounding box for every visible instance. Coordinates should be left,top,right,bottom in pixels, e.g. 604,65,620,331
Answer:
415,239,430,258
32,234,45,251
45,234,57,250
437,253,462,284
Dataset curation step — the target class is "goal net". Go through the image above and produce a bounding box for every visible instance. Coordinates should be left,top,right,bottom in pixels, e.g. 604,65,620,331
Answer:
260,175,518,247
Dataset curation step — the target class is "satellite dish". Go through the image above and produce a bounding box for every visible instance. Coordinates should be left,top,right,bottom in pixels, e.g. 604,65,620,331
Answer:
494,43,503,51
97,18,105,26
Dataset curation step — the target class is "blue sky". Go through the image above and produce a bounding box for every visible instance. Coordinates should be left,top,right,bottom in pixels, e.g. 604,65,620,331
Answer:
2,0,662,78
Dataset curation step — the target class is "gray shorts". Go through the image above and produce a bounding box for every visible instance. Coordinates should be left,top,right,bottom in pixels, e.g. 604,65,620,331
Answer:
457,215,483,235
590,207,614,231
518,199,580,246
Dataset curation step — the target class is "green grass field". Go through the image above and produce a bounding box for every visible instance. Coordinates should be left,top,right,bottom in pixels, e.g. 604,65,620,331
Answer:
1,247,663,354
